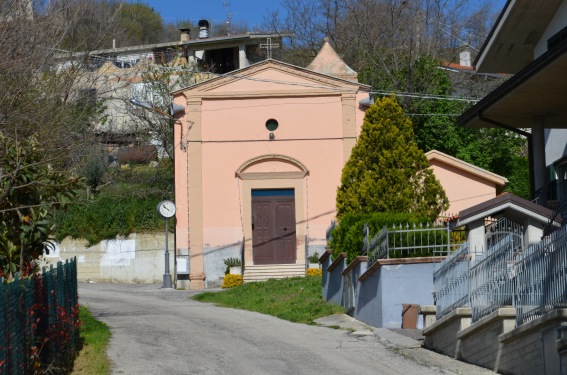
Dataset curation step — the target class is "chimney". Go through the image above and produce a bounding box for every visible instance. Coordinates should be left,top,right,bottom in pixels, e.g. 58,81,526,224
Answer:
198,19,210,39
459,49,471,67
180,28,191,42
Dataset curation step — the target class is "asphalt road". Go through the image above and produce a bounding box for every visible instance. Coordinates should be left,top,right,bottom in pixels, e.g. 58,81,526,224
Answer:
79,283,494,375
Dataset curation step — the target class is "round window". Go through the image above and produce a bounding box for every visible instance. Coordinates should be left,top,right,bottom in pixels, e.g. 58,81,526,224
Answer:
265,119,279,131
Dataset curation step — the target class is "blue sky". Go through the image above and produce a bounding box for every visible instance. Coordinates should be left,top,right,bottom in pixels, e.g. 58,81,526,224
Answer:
134,0,507,32
134,0,285,31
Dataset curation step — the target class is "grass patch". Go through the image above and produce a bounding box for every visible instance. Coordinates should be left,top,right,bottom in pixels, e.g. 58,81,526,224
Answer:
192,276,343,324
72,306,111,375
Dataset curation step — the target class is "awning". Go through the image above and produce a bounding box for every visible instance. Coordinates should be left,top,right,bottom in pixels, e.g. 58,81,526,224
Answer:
458,37,567,130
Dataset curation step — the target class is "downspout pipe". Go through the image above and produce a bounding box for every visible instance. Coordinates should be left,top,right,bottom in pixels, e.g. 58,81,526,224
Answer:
477,113,535,200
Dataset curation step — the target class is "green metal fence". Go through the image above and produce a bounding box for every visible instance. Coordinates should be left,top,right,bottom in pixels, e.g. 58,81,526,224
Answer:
0,258,79,374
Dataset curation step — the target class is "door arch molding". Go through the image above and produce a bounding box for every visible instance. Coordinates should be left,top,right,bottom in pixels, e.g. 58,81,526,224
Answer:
236,155,308,266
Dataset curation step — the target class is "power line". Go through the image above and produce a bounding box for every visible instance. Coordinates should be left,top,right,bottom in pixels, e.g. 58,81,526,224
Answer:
85,52,483,103
370,90,480,103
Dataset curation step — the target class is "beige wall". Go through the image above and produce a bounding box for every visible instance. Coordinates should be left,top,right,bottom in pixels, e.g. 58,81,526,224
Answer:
42,233,175,283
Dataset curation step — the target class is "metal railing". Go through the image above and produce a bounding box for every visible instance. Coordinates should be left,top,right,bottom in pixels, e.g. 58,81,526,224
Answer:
365,222,457,266
434,217,567,327
516,225,567,326
469,234,522,322
433,241,471,319
326,220,337,244
434,218,525,322
468,219,524,321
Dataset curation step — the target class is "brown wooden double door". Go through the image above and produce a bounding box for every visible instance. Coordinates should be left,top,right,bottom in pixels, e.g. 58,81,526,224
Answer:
252,189,296,265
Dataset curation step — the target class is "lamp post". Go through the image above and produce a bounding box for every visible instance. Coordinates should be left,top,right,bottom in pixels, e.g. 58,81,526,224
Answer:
157,200,176,288
130,98,185,288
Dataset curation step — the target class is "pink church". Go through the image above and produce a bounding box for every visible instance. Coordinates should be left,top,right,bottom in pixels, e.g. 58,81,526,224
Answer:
172,41,370,289
171,41,508,289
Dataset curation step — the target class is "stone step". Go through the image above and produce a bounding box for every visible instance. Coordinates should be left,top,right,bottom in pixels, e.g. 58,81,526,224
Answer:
244,264,306,282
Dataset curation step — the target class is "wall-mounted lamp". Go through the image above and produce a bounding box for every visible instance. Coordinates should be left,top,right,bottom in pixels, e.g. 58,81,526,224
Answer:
269,131,275,140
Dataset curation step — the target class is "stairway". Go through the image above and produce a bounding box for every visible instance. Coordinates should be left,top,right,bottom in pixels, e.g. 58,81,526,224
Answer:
243,263,307,283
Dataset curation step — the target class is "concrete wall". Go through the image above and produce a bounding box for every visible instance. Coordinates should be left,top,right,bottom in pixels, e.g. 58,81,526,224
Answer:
423,308,567,375
356,266,382,327
498,310,567,375
423,308,472,357
545,128,567,165
321,251,333,300
342,257,367,316
326,253,347,306
203,243,242,288
456,308,516,370
43,233,174,284
356,259,437,328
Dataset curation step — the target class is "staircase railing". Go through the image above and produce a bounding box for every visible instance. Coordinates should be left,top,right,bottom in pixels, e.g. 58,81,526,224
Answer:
542,201,566,239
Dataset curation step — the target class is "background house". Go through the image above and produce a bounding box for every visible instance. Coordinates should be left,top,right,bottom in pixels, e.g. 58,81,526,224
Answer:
418,2,567,372
60,23,285,160
458,0,567,222
426,150,508,214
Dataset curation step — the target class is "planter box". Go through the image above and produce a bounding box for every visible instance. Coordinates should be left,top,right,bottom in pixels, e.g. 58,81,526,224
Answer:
229,266,242,275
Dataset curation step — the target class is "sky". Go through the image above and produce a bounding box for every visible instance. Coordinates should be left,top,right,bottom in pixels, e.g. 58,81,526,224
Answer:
133,0,286,31
133,0,508,32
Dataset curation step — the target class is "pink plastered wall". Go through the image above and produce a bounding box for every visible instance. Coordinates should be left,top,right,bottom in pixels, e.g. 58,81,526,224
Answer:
200,95,346,248
429,160,499,214
173,95,189,252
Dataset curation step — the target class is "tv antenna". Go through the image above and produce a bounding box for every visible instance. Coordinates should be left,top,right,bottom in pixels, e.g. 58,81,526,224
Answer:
224,2,233,36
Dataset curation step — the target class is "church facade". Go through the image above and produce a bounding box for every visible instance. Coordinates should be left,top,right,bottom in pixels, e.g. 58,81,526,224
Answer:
172,41,371,289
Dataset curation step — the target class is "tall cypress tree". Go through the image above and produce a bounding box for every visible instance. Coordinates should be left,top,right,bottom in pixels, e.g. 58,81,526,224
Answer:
336,96,448,220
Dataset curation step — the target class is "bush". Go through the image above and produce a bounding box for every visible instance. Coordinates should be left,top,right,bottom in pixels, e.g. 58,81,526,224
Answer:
307,268,322,277
78,145,108,192
223,257,242,275
329,212,431,262
306,252,320,263
53,163,174,245
222,274,243,288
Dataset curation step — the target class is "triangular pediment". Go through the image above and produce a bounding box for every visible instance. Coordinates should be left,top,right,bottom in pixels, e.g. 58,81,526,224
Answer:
174,59,368,96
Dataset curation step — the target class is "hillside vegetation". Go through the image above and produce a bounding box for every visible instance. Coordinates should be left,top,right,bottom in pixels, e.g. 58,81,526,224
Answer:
54,162,174,246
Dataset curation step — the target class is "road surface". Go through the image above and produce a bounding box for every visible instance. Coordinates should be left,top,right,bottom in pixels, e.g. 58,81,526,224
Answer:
79,283,494,375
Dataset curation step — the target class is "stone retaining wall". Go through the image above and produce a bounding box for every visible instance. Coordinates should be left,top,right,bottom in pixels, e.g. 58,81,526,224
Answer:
423,308,567,374
42,234,174,284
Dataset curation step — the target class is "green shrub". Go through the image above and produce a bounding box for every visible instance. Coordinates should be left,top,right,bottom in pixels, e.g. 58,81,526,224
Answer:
53,163,173,245
223,257,242,275
222,274,243,288
306,252,320,263
78,146,108,193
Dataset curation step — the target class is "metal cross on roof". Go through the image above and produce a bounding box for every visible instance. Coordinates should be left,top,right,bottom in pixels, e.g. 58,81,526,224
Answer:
260,38,279,59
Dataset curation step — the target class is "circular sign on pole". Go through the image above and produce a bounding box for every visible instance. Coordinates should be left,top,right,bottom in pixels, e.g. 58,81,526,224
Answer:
157,200,175,289
157,200,176,219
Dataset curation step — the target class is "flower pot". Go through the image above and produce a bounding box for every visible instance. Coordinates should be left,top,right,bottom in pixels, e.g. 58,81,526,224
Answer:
229,266,242,275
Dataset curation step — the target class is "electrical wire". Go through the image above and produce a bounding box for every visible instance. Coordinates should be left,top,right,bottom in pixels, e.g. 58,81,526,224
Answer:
86,53,483,103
